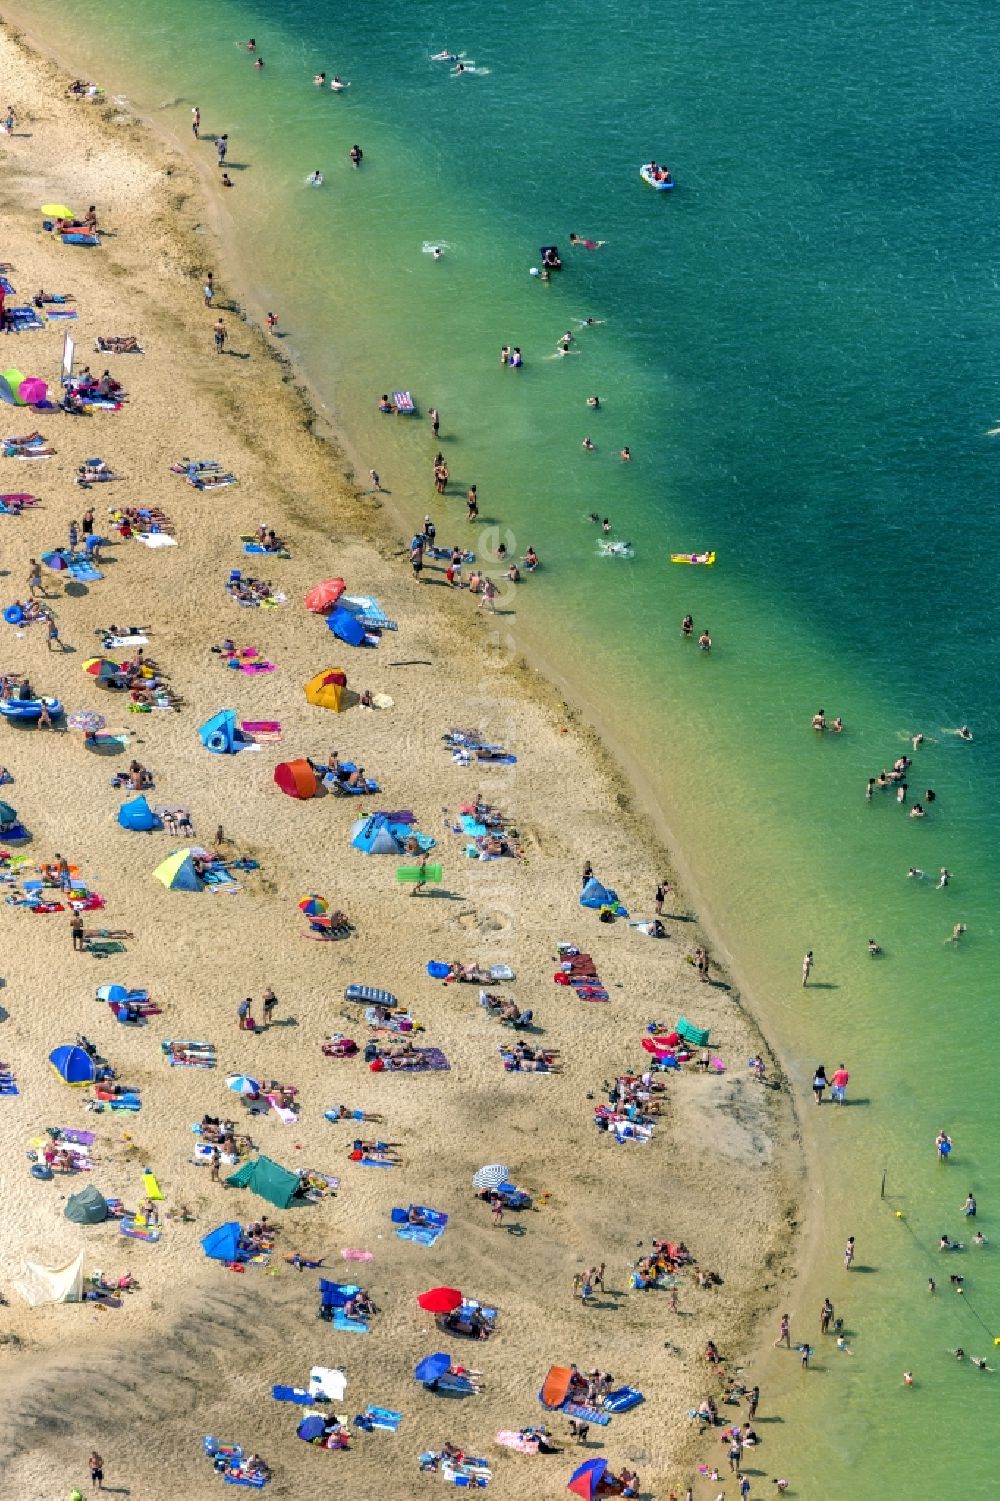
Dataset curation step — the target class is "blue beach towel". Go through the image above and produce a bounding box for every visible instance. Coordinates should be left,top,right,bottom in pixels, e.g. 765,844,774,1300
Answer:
333,1308,370,1334
364,1405,402,1432
562,1401,610,1426
603,1386,644,1413
272,1385,312,1405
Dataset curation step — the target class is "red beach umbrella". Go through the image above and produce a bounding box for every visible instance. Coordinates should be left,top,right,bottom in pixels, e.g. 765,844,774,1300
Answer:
305,577,346,613
416,1286,463,1314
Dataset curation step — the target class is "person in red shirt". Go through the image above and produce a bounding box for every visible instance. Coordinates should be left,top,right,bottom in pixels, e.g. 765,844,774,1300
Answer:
830,1064,850,1105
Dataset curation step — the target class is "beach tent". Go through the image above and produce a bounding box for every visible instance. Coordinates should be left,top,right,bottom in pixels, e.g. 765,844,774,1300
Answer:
351,815,404,855
1,368,27,405
326,607,367,648
224,1154,301,1209
201,1222,245,1262
198,708,244,754
117,794,160,831
580,877,617,909
13,1249,85,1307
318,1279,354,1310
274,759,318,800
305,577,346,613
49,1044,98,1086
0,800,18,828
65,1185,109,1224
567,1459,609,1500
304,668,347,712
152,848,204,891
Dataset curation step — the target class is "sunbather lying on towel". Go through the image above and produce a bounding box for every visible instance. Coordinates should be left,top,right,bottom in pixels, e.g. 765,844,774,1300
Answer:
96,336,142,352
500,1043,560,1072
327,1104,384,1122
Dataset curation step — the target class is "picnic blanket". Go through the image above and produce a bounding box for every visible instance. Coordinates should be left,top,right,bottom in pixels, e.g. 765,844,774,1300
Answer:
554,947,609,1002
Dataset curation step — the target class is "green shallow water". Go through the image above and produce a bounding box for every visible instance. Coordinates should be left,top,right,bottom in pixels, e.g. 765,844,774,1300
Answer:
14,0,998,1492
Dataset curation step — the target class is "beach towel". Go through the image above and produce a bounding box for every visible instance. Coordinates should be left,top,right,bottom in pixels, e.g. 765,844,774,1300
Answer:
120,1216,159,1242
496,1431,540,1454
364,1406,402,1432
370,1047,449,1073
266,1093,298,1125
45,307,78,320
341,1248,374,1261
394,1207,448,1246
9,306,44,330
333,1308,370,1334
240,720,281,742
272,1385,313,1405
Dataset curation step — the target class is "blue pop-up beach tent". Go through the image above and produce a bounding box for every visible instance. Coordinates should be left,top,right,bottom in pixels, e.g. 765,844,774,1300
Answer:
198,708,245,754
49,1044,98,1086
580,877,617,909
117,795,160,832
351,814,404,854
201,1222,245,1261
326,607,367,648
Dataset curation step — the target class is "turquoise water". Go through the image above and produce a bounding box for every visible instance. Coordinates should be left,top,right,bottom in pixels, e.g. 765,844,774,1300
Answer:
16,0,999,1492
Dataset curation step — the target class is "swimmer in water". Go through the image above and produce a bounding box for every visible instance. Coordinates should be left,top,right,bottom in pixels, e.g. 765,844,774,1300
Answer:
957,725,973,740
242,38,257,52
349,144,363,167
587,395,601,408
453,62,466,74
581,437,595,451
602,518,611,533
948,922,967,944
331,76,349,91
907,867,925,879
681,615,693,637
867,938,881,955
903,1371,914,1386
620,447,631,462
912,732,925,749
432,247,443,259
569,234,607,250
973,1231,986,1245
314,72,326,86
971,1357,993,1370
307,171,323,186
254,57,264,69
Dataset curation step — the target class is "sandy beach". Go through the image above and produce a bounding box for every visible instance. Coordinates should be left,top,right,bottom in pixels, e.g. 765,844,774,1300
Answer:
0,24,801,1500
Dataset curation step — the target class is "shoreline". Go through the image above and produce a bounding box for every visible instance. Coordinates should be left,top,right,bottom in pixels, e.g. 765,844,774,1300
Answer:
0,17,809,1497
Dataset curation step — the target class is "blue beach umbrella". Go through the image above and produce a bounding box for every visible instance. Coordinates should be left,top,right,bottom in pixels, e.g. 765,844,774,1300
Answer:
414,1352,452,1384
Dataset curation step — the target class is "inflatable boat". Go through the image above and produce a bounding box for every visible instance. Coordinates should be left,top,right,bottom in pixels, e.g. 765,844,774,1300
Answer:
670,551,715,566
640,163,675,191
0,696,63,720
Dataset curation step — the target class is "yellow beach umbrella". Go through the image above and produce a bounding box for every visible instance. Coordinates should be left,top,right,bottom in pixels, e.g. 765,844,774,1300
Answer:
41,203,75,219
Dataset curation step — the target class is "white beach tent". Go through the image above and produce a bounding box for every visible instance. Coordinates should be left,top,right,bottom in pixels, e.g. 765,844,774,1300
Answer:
14,1249,85,1306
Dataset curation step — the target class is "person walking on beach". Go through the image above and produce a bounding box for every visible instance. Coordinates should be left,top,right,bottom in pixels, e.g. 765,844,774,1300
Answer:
192,105,200,138
410,535,424,581
962,1191,976,1217
262,987,278,1027
28,558,43,597
368,468,382,493
746,1384,759,1420
214,318,227,354
466,486,478,521
89,1450,104,1491
830,1063,849,1104
203,271,214,306
655,882,669,914
411,851,430,896
802,950,814,987
844,1236,855,1269
429,407,440,437
820,1297,834,1334
47,615,62,652
774,1312,791,1348
71,912,85,952
216,133,228,165
237,996,254,1031
480,576,497,614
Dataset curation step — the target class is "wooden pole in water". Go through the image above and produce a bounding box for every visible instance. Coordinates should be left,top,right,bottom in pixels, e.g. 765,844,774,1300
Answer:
880,1167,887,1199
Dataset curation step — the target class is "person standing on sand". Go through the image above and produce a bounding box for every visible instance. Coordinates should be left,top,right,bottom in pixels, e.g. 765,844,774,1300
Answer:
262,988,278,1027
820,1297,834,1334
192,105,200,138
71,912,85,952
28,558,43,597
216,133,228,165
210,1147,221,1182
89,1450,104,1491
746,1384,759,1420
802,950,813,986
204,271,214,306
214,317,227,354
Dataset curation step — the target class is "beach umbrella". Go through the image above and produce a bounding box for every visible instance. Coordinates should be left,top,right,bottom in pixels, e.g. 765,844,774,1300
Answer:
43,551,68,572
18,377,48,406
96,984,131,1003
414,1352,452,1384
568,1458,609,1500
67,710,107,734
304,577,346,613
472,1163,510,1191
41,203,75,219
298,894,328,916
417,1287,463,1315
82,658,121,682
225,1073,261,1097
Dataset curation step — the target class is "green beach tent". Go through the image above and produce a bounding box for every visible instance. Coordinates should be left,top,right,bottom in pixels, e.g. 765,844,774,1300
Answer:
224,1154,301,1209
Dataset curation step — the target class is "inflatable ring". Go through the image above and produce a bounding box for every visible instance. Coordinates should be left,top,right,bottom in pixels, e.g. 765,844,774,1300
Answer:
206,730,229,753
3,605,22,625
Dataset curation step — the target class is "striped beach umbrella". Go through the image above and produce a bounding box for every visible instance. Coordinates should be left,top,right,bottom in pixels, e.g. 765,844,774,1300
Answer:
82,658,121,681
298,894,328,917
67,710,107,734
225,1073,261,1097
472,1163,510,1191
